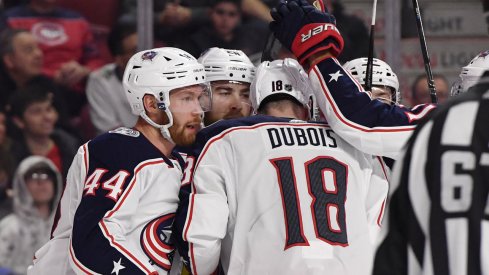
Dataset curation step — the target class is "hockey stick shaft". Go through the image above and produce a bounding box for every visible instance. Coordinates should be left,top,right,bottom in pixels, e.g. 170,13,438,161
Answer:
412,0,437,103
260,31,276,62
364,0,377,91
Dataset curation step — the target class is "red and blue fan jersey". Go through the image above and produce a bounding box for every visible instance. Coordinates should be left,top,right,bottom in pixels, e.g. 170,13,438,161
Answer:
1,5,104,78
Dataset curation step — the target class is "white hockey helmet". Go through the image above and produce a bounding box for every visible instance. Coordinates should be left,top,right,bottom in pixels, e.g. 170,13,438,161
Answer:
123,47,210,142
198,47,255,84
343,57,400,104
251,58,317,119
451,50,489,96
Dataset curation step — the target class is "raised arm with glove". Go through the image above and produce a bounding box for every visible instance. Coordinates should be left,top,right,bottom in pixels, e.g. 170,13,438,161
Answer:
269,0,436,159
269,0,344,65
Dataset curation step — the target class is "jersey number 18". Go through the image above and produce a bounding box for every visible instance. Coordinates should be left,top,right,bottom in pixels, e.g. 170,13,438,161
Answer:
271,156,348,250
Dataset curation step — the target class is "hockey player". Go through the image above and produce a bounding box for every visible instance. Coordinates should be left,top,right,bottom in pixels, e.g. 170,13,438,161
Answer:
176,58,389,275
343,57,402,169
450,50,489,96
198,47,255,126
373,70,489,275
269,0,437,159
343,57,400,106
27,47,211,275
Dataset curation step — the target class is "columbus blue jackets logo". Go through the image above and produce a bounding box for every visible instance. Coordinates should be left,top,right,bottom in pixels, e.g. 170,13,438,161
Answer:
141,51,158,61
478,50,489,58
140,213,175,271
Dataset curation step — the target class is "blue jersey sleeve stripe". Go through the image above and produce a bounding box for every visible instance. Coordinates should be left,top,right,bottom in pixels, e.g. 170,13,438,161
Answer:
312,62,416,132
69,239,101,275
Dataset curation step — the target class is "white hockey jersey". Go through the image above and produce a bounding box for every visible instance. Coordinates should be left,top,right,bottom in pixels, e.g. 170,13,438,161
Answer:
308,58,436,159
28,127,185,275
178,116,389,275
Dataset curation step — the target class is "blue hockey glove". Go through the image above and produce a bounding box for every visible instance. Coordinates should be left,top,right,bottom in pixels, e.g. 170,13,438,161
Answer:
269,0,344,65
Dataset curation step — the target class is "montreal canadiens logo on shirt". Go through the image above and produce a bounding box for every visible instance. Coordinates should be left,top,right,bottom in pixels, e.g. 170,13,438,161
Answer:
31,22,68,46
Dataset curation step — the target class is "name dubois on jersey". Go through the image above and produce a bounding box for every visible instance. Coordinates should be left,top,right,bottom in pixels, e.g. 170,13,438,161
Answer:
267,126,337,149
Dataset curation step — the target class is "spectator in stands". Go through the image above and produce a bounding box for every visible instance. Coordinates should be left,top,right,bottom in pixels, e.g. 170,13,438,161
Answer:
407,74,450,106
0,156,62,275
0,0,105,90
1,0,28,11
241,0,273,22
239,0,274,59
0,268,14,275
0,29,43,112
86,23,138,135
8,81,80,178
0,112,15,219
0,28,79,132
330,0,370,64
178,0,260,58
120,0,211,45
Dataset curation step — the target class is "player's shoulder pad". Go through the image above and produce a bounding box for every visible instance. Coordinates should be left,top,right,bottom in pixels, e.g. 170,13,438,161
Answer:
187,115,292,156
199,115,291,140
307,119,329,126
88,128,175,169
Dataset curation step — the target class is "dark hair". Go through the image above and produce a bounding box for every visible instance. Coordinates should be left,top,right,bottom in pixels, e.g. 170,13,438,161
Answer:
257,93,303,114
24,162,57,182
411,73,449,99
211,0,241,9
107,22,137,57
7,79,56,118
0,28,30,63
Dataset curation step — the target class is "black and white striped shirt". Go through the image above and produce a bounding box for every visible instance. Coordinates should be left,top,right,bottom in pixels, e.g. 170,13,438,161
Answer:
373,76,489,275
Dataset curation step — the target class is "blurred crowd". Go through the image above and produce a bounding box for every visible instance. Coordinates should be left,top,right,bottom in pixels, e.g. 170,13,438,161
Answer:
0,0,453,274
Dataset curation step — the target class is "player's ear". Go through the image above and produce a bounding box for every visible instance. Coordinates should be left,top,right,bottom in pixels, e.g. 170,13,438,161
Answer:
142,94,158,114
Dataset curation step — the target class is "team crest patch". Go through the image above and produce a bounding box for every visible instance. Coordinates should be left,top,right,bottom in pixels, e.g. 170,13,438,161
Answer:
140,213,175,271
142,51,158,61
109,127,140,137
285,84,293,91
478,50,489,58
31,22,67,46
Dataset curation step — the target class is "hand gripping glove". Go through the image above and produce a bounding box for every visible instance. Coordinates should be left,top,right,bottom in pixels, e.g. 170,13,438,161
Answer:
270,0,344,65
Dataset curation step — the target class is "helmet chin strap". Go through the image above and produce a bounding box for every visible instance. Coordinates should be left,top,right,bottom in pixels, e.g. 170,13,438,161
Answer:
140,111,175,144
